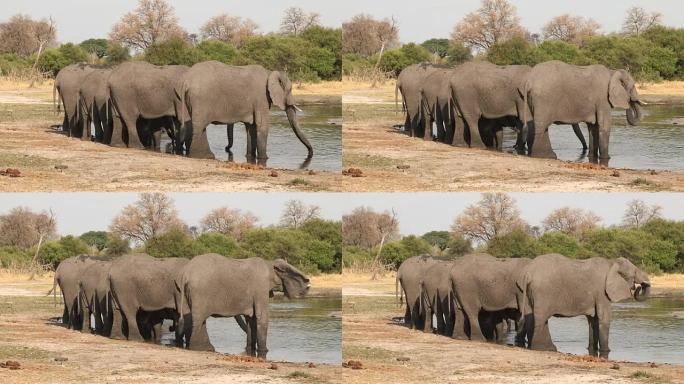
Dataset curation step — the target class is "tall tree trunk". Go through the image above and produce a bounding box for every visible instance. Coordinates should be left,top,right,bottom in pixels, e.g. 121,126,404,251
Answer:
371,234,387,280
371,41,386,88
29,42,45,88
29,234,45,280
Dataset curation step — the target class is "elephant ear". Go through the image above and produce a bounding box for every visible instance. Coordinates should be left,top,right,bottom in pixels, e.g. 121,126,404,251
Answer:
608,71,630,109
605,261,632,302
267,71,286,110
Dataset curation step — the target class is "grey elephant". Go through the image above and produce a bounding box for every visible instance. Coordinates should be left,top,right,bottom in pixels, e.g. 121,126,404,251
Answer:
54,63,97,138
419,259,458,336
516,254,650,358
177,61,313,162
522,61,644,163
107,253,188,342
419,67,456,143
51,255,103,329
396,254,443,331
107,61,187,151
396,63,443,139
448,253,530,342
174,254,310,358
78,259,112,335
78,68,112,143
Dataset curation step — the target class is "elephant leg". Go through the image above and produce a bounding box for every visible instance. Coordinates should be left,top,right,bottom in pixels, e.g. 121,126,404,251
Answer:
61,305,69,327
435,106,446,143
255,114,269,164
404,113,412,137
587,123,599,161
188,313,214,351
153,129,161,152
110,307,125,339
495,128,503,151
122,305,144,341
404,305,411,328
153,322,162,343
597,116,611,166
422,111,433,141
597,308,612,358
93,302,104,334
587,315,599,356
81,114,91,141
530,313,556,352
93,110,104,143
464,114,486,149
528,119,557,159
225,123,234,153
81,302,92,333
423,300,433,333
255,306,269,359
463,304,486,341
452,308,468,340
245,315,255,355
110,117,126,148
435,301,446,335
451,116,467,147
245,123,257,162
124,115,145,149
572,123,588,150
495,320,505,343
186,120,215,159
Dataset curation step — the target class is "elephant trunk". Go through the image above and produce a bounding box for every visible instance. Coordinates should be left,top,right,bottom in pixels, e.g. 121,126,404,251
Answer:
286,106,313,158
633,282,650,302
626,101,642,126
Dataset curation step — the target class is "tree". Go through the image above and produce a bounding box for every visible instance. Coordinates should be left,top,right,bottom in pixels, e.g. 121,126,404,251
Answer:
143,36,203,65
104,235,130,256
109,0,186,51
451,193,528,243
486,228,541,258
342,207,400,249
79,231,108,251
0,14,56,57
279,200,321,229
0,207,57,249
195,40,238,63
542,207,602,238
200,13,258,47
195,233,238,256
38,235,89,270
486,36,537,65
200,207,258,240
342,14,399,57
422,231,451,251
109,193,186,244
145,228,203,258
446,235,473,257
104,42,130,65
79,38,109,58
622,199,662,229
451,0,526,51
280,7,320,36
622,6,662,36
541,14,600,45
421,38,451,59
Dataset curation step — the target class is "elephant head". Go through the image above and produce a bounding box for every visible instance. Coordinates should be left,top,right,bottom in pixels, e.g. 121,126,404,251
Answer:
608,69,645,126
605,257,651,303
267,71,314,157
271,258,310,299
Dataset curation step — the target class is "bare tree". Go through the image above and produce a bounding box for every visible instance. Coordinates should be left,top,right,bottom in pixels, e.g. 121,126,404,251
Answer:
542,14,600,45
622,6,662,36
200,13,258,47
0,15,56,57
280,7,320,36
200,207,258,240
622,199,662,229
542,207,602,238
109,0,186,51
109,193,187,244
0,207,57,249
279,200,321,229
342,14,399,56
451,193,528,243
342,207,400,249
451,0,526,52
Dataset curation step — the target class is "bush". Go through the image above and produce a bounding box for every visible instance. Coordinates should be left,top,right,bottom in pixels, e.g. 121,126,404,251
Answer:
195,232,238,256
537,232,581,258
37,235,90,270
36,49,69,77
376,43,432,77
486,36,538,66
144,37,205,66
0,246,32,270
79,231,109,251
145,229,205,258
446,236,473,257
445,43,472,65
104,43,130,65
0,53,31,77
421,38,451,58
422,231,451,251
377,241,411,270
104,235,130,257
342,245,372,270
80,38,109,58
487,229,541,258
195,40,238,64
536,40,586,65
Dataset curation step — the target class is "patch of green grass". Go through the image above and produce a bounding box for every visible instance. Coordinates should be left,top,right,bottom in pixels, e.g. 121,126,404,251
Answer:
0,103,55,122
343,345,396,361
287,178,312,187
0,295,60,315
0,153,53,169
630,178,663,191
0,345,52,360
629,371,663,382
286,371,314,379
343,153,395,168
343,295,396,315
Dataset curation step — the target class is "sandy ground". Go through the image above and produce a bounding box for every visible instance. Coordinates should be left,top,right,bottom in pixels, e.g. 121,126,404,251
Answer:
0,270,342,383
341,81,684,192
341,271,684,384
0,81,341,192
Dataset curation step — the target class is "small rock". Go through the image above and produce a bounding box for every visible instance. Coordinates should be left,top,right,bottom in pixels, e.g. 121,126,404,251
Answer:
610,363,620,370
0,168,21,177
307,362,316,368
0,361,20,369
650,362,658,368
269,171,278,177
54,165,68,170
269,363,278,370
396,357,410,362
342,360,363,370
342,168,364,177
611,170,620,177
54,357,68,362
396,165,410,170
650,170,658,175
308,170,316,175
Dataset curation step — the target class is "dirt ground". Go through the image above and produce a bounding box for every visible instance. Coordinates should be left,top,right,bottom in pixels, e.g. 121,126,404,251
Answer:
0,270,341,383
341,80,684,192
0,80,342,192
341,271,684,384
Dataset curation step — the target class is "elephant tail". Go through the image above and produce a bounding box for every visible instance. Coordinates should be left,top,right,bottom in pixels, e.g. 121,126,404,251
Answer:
48,273,58,307
176,80,188,146
52,81,60,114
394,81,400,115
519,80,530,132
515,271,531,338
395,273,404,307
175,274,187,343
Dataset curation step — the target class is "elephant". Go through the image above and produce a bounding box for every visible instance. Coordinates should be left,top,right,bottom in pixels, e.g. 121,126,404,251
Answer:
419,260,458,336
51,255,103,330
107,61,187,151
107,253,188,342
521,61,645,163
78,68,112,143
78,259,113,335
396,254,443,331
177,61,313,162
396,63,443,139
54,63,97,138
448,253,530,342
174,254,310,358
419,67,456,143
515,254,650,358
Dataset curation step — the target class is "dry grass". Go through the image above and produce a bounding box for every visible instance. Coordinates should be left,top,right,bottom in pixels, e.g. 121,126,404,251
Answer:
293,80,344,96
310,273,343,289
0,77,53,91
0,269,53,284
650,273,684,296
637,81,684,96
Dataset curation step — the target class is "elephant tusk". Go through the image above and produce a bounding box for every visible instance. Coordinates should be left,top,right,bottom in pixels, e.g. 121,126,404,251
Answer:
293,105,303,113
637,100,647,106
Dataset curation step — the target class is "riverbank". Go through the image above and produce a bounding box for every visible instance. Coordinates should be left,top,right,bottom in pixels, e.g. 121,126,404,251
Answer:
342,271,684,384
0,79,341,192
342,80,684,192
0,270,342,383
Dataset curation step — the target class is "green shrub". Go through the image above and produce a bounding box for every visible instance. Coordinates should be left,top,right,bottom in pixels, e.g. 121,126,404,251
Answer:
104,42,130,65
446,235,473,257
79,231,108,251
487,229,542,258
537,232,581,258
377,240,410,270
195,232,238,256
37,235,89,270
342,245,372,269
145,229,205,258
195,40,238,64
104,235,130,257
79,38,109,58
422,231,451,251
144,37,205,66
487,36,539,66
0,246,32,270
421,38,451,58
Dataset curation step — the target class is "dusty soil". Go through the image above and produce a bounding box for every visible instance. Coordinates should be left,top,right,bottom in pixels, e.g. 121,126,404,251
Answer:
341,271,684,384
0,271,342,383
341,81,684,192
0,81,341,192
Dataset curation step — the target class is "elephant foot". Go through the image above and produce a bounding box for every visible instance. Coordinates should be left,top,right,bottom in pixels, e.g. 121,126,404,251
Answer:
189,151,216,160
110,141,126,148
110,333,126,340
257,349,268,359
599,350,610,359
189,342,215,352
452,333,468,340
530,150,557,160
531,343,557,352
225,146,232,153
